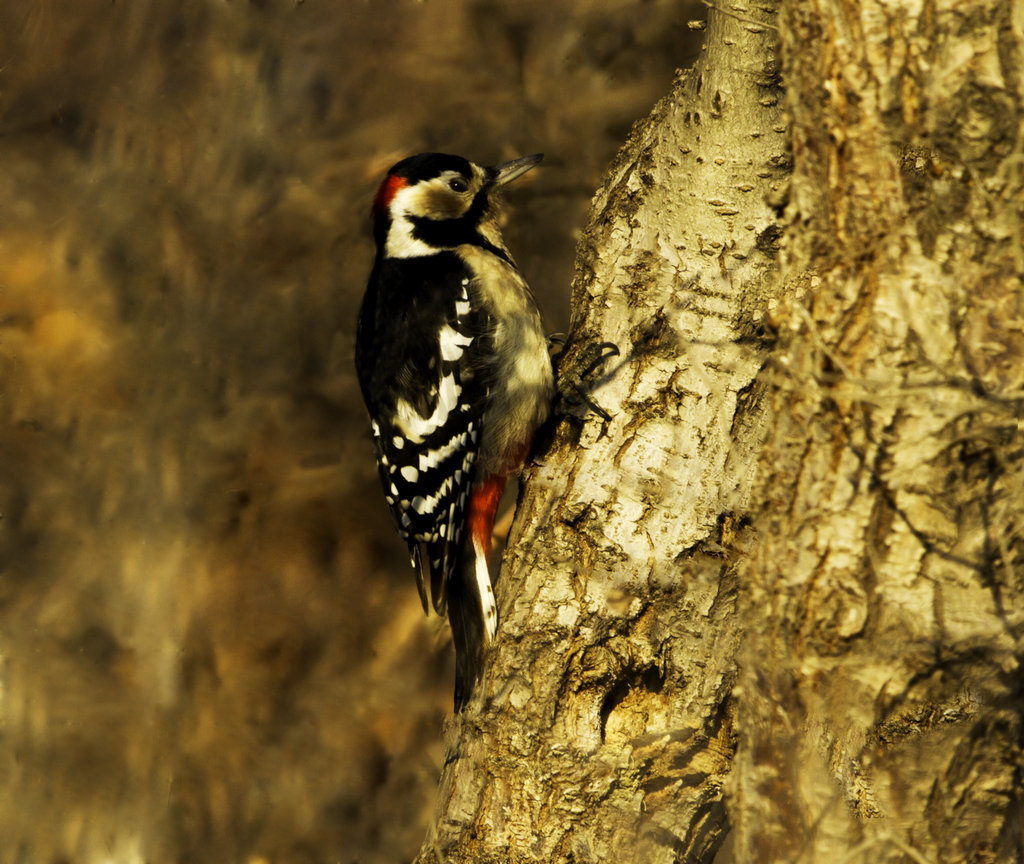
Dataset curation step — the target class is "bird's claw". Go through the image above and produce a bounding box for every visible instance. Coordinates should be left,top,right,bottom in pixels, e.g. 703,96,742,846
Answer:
554,340,619,421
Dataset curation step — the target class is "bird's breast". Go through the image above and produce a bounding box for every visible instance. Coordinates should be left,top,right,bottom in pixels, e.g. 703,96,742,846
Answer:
455,245,555,478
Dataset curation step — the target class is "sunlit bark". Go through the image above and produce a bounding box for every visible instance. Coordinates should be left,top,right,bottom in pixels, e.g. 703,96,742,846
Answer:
420,1,1024,861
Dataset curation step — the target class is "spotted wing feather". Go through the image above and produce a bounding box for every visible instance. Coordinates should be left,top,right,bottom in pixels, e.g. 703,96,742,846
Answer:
356,253,492,613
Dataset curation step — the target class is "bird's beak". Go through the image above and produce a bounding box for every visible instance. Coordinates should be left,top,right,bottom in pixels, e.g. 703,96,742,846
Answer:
492,153,543,187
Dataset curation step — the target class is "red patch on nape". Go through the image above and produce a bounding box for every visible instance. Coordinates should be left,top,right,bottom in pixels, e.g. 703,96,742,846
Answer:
371,174,408,223
467,475,508,553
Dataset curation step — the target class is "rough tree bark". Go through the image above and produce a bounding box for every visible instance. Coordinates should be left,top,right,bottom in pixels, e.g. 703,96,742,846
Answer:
734,1,1024,861
417,0,1023,862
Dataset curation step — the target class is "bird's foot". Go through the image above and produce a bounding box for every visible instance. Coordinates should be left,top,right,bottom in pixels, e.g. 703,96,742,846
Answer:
553,338,619,421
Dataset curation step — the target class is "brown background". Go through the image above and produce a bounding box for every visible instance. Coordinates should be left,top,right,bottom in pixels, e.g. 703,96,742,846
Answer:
0,2,699,861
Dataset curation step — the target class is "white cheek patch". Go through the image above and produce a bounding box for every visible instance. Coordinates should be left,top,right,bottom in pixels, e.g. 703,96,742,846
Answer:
383,186,437,258
384,183,474,258
385,217,436,258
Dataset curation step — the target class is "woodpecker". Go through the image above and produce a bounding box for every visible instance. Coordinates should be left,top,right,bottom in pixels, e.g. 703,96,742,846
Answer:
355,152,554,708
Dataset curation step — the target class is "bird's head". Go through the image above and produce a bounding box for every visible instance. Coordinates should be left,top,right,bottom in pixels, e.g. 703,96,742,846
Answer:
371,152,542,258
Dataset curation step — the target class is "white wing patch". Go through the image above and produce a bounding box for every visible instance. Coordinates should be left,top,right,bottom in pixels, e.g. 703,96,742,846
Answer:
439,325,473,362
391,293,475,443
455,278,472,316
394,373,461,443
418,430,468,472
409,476,452,515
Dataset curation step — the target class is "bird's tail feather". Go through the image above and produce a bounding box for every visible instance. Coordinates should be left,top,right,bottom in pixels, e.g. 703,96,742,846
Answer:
448,537,497,710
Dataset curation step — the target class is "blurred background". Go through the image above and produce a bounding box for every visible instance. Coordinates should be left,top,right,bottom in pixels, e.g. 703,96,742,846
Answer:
0,2,700,861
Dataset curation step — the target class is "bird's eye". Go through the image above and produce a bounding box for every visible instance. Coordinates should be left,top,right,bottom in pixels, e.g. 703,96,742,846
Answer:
448,177,468,193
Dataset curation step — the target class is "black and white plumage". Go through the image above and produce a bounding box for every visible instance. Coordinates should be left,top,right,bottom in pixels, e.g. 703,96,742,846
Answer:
363,255,489,616
355,152,554,707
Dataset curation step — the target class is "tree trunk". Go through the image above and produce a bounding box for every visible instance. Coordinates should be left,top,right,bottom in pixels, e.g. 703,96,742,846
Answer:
734,0,1024,861
417,0,1024,861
